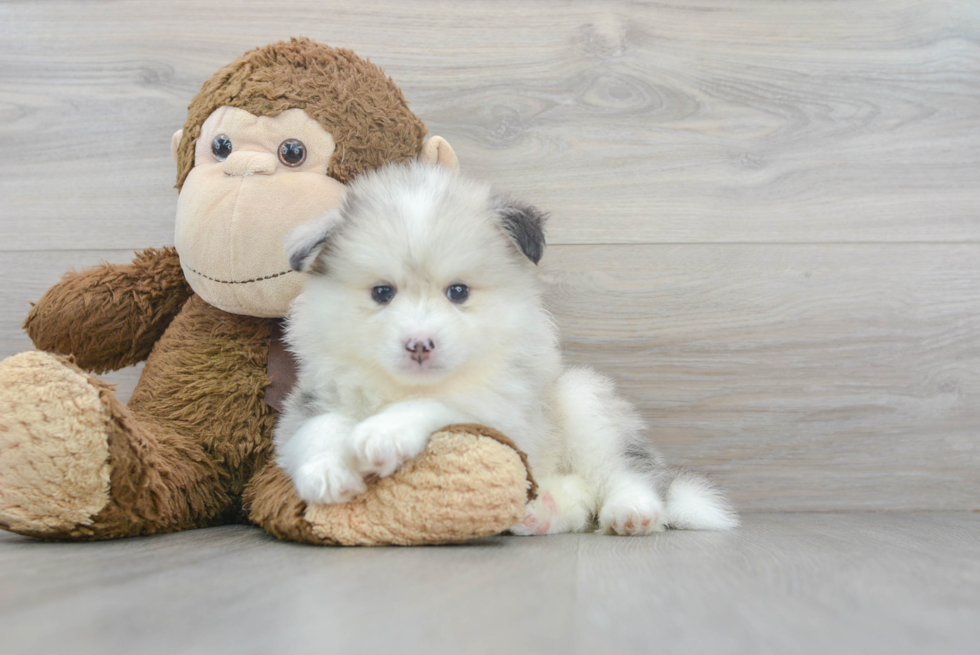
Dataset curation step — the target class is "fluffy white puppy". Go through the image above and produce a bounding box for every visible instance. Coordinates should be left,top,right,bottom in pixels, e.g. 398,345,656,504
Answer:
276,162,737,535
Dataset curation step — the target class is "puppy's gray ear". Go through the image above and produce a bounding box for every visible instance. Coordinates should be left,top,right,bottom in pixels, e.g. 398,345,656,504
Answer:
283,209,341,273
494,197,548,265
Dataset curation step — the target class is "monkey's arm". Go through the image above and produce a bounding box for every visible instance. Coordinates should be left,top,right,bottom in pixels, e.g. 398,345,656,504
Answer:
24,247,193,373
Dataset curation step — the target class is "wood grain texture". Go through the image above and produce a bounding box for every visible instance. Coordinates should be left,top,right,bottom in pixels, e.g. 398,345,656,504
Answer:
0,0,977,510
541,244,980,511
0,513,978,655
0,0,978,250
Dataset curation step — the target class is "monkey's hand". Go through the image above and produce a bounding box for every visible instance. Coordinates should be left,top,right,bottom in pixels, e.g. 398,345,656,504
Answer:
23,247,193,373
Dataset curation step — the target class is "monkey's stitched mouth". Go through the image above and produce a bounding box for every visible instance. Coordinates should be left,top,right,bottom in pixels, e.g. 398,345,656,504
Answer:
184,265,294,285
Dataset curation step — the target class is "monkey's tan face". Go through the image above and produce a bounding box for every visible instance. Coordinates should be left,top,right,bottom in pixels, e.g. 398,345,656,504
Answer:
174,106,347,317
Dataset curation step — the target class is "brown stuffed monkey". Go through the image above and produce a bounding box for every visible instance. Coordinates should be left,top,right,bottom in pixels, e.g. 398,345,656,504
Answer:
0,38,534,545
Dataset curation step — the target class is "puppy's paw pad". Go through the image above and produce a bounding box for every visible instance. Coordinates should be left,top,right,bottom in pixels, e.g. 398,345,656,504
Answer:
598,498,666,536
509,492,557,536
350,416,430,478
294,457,366,505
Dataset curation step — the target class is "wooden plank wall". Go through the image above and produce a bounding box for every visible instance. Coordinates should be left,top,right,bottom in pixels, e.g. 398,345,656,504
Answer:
0,0,977,511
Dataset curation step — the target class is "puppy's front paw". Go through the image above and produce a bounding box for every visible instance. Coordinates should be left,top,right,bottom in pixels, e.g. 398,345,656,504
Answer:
350,415,431,478
598,488,667,536
292,455,366,505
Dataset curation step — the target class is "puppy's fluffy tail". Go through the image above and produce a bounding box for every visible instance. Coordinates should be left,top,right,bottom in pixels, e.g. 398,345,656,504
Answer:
665,470,739,530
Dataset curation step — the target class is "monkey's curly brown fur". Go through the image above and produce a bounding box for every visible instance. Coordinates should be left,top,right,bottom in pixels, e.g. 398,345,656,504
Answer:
24,248,193,374
175,38,427,189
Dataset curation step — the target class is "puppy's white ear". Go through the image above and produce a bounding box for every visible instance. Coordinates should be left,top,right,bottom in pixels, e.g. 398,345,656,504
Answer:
418,136,459,172
283,209,342,273
493,197,548,265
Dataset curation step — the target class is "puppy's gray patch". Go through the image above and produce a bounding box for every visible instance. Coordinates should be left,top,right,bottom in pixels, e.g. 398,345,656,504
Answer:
624,436,674,499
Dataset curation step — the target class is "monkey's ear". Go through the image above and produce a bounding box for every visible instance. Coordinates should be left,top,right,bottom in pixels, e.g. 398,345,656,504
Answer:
283,209,342,273
493,197,548,265
171,129,183,166
419,136,459,172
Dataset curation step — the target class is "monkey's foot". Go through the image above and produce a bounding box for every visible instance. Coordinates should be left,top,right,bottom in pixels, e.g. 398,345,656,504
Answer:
0,351,113,536
246,424,536,546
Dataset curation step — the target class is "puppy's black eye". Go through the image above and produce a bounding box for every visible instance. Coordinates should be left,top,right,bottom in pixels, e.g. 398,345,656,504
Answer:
446,284,470,303
211,134,233,161
278,139,307,167
371,285,395,304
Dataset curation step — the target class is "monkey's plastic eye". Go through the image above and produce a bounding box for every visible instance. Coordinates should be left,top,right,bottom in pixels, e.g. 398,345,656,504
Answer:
372,285,395,304
211,134,232,161
278,139,307,167
446,284,470,303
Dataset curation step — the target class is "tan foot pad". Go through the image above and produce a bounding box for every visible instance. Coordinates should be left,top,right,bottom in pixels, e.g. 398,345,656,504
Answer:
304,424,536,546
0,351,112,534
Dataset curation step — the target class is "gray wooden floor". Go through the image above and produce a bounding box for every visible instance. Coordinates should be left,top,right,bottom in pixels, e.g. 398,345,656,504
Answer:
0,514,977,655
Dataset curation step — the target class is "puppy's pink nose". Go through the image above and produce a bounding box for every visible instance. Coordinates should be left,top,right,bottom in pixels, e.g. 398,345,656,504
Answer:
405,338,435,364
